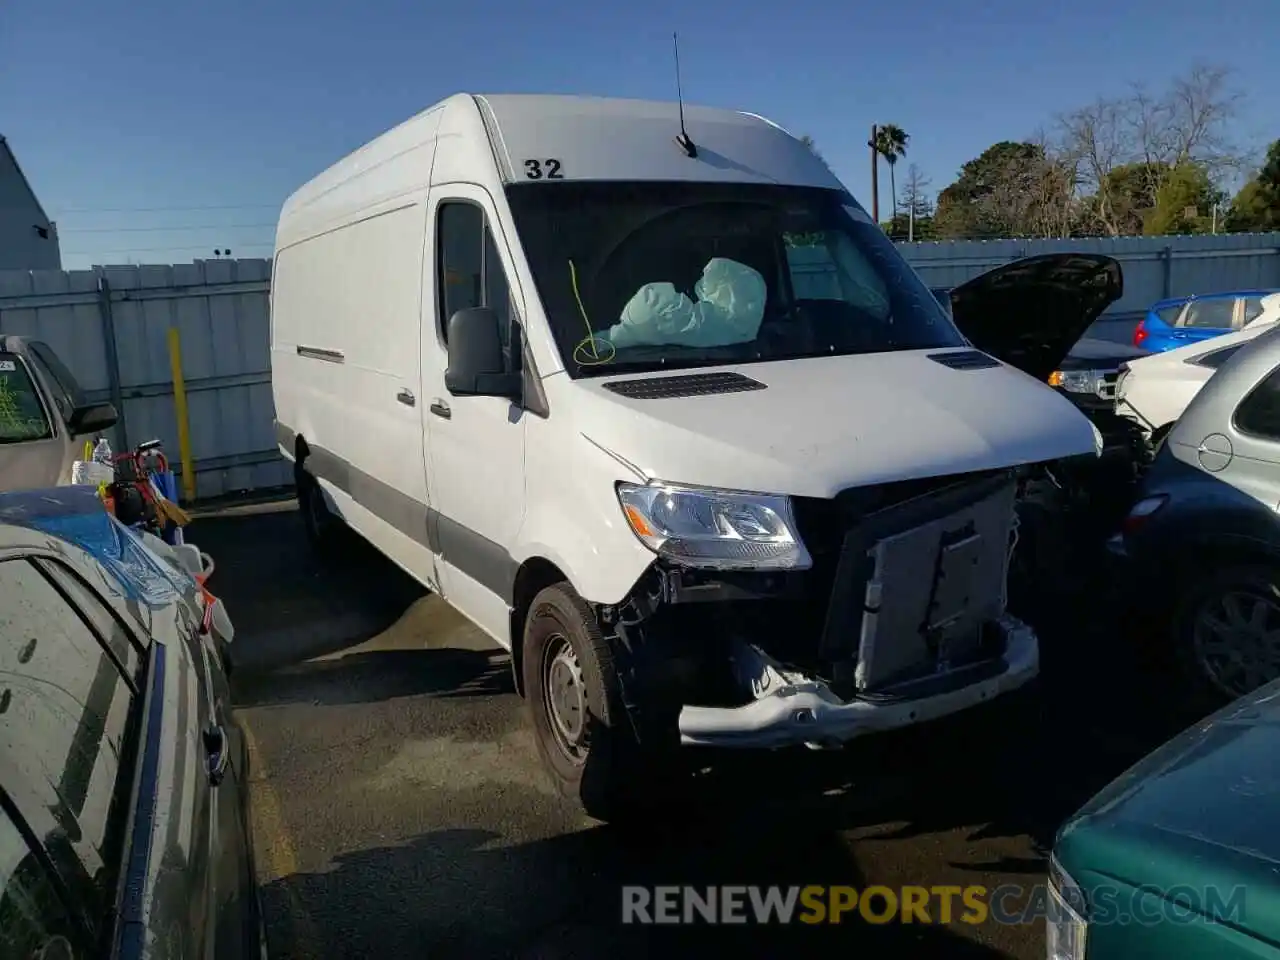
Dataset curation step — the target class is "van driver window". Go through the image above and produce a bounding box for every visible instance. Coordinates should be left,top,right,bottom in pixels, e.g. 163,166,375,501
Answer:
436,202,515,354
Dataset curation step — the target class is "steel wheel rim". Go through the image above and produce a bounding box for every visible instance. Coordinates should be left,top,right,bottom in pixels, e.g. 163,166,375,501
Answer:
1192,586,1280,698
541,633,588,763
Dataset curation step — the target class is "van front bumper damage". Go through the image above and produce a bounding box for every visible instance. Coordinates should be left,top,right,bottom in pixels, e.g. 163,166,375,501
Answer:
677,615,1037,748
600,468,1041,752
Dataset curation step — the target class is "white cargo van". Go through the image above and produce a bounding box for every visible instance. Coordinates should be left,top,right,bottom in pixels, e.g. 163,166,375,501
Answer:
270,93,1103,820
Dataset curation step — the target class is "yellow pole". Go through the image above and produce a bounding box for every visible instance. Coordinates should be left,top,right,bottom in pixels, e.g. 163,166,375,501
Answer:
167,327,197,503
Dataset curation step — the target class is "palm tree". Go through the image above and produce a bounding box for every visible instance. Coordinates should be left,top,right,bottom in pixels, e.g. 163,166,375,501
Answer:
874,125,910,220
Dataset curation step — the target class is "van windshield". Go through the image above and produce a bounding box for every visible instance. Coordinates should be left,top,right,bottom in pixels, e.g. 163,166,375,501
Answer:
504,181,965,378
0,354,53,443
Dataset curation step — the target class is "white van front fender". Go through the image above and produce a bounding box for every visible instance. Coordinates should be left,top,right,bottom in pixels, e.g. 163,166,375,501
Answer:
514,427,656,607
513,490,655,607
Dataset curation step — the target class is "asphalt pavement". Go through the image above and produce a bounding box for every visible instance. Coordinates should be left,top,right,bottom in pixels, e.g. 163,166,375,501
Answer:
190,499,1190,960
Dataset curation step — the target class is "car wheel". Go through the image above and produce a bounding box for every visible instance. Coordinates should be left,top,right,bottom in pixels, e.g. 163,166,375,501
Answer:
1172,564,1280,708
296,463,341,554
522,582,658,822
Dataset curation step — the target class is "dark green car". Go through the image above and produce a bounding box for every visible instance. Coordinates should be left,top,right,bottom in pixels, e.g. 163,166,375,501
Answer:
1049,677,1280,958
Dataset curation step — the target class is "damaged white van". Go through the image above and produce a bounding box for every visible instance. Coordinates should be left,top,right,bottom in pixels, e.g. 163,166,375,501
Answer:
269,94,1104,820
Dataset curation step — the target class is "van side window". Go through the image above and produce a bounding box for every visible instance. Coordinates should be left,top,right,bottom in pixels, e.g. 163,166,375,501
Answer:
437,202,517,363
1234,364,1280,441
0,558,139,937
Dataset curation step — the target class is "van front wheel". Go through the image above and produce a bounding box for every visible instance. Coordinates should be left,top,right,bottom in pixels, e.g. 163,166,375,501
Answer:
523,583,646,822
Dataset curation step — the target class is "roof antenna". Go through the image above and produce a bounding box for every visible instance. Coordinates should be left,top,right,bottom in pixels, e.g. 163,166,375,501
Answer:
672,32,697,158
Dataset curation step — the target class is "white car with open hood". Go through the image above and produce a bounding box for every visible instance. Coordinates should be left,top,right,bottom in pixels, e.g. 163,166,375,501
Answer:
269,93,1102,820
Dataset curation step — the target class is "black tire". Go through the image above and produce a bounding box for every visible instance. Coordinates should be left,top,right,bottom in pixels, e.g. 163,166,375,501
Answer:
522,582,652,822
296,462,341,554
1171,564,1280,713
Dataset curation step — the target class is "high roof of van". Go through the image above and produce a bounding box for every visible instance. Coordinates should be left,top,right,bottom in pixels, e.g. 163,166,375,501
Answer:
278,93,844,225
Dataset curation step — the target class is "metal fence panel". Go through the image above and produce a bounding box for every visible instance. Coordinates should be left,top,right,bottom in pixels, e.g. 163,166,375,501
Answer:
0,258,285,500
899,233,1280,343
1,233,1278,499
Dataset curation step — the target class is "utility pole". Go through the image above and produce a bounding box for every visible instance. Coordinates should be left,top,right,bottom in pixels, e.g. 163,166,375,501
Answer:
868,124,880,225
909,203,915,243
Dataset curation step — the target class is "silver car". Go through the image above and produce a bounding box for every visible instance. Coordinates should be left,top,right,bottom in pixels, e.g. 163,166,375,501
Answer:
0,486,265,958
1111,322,1280,707
0,335,118,491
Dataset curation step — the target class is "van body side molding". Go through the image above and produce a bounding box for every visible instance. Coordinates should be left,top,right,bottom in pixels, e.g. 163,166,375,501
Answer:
276,422,516,604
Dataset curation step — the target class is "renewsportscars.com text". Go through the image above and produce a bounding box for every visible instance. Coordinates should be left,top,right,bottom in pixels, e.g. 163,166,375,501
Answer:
622,884,1247,926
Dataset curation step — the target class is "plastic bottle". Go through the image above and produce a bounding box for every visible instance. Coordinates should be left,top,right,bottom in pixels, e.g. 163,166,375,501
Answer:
92,438,113,464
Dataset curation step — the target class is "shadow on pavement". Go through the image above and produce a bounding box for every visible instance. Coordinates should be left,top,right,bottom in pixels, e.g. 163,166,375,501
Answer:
233,647,513,708
191,506,429,672
262,825,1016,960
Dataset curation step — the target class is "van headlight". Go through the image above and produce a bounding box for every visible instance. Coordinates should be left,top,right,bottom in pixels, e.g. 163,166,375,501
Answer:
1091,421,1104,457
616,481,812,570
1046,855,1088,960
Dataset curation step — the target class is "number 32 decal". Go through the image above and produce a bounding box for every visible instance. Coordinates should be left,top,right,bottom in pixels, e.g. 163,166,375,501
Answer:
524,159,563,180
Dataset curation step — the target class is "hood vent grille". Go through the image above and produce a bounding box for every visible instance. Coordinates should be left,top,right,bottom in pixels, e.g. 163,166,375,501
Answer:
602,371,767,399
928,350,1001,371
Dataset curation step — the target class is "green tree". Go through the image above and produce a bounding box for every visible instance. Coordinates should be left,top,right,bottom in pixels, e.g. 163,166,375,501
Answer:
1055,65,1244,236
933,141,1067,239
873,125,910,220
1225,139,1280,232
885,212,935,241
1144,162,1222,234
1083,161,1167,236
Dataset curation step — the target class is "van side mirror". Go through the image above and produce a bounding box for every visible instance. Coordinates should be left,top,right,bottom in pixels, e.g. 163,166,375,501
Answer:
444,307,522,400
68,401,119,436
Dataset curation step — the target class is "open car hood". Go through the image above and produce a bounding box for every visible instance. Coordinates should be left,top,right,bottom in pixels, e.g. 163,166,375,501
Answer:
945,253,1123,382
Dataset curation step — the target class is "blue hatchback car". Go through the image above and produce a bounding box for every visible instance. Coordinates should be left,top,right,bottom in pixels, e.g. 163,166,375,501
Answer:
1132,290,1279,352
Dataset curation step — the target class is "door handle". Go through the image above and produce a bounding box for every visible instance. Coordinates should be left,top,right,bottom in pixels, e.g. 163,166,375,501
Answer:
202,725,230,786
429,399,452,419
397,388,416,407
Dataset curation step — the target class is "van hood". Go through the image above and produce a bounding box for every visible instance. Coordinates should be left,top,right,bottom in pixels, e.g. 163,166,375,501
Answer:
946,254,1124,382
572,350,1097,499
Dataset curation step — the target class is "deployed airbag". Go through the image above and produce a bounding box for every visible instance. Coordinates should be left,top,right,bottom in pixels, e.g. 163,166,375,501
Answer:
603,258,767,349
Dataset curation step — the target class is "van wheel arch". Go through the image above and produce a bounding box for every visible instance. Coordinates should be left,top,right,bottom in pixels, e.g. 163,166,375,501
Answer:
292,435,341,552
510,557,570,698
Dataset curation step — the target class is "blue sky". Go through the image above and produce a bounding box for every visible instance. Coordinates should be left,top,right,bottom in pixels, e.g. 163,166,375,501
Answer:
4,0,1278,269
